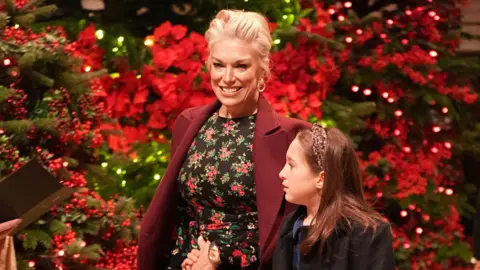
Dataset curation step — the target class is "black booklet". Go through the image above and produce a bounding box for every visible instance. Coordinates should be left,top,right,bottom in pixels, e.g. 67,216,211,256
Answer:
0,159,75,233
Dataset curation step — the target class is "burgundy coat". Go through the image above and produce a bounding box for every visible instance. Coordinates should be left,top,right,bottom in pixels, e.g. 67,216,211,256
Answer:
138,95,311,270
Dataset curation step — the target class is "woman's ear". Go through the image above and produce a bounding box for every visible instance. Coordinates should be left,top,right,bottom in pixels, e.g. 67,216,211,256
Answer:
316,171,324,189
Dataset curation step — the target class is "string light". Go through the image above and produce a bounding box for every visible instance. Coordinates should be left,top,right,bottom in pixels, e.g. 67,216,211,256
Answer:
95,29,105,40
432,126,441,132
405,10,412,16
402,146,411,153
401,39,409,45
58,250,65,256
387,19,394,25
403,243,411,249
62,161,69,167
116,168,122,174
338,15,345,21
28,261,35,267
112,47,119,52
382,92,389,98
429,50,438,57
118,36,125,43
344,2,352,8
416,227,423,234
380,33,387,39
121,180,126,187
400,210,408,217
408,204,416,210
328,8,336,15
282,15,288,20
84,65,92,72
431,147,438,153
345,37,353,43
438,186,445,193
351,85,359,92
14,24,19,29
394,110,403,117
274,39,281,45
363,88,372,96
394,129,401,136
441,107,448,114
444,142,452,149
80,241,87,247
101,162,108,167
422,214,430,221
3,58,11,66
445,188,453,195
376,192,383,198
356,29,363,35
387,97,395,103
428,11,436,17
74,254,81,259
434,15,440,21
154,174,161,180
144,36,154,47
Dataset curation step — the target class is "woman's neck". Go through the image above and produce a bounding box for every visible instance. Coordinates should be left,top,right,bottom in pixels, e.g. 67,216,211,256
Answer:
218,104,258,118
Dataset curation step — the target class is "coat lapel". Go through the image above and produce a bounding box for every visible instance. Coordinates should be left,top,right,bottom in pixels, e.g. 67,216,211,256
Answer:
253,95,289,254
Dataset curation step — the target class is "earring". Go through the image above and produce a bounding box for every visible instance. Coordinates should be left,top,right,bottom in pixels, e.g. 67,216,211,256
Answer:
257,79,266,93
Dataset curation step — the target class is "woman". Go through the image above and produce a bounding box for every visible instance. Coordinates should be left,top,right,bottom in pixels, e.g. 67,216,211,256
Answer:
273,125,396,269
138,9,310,270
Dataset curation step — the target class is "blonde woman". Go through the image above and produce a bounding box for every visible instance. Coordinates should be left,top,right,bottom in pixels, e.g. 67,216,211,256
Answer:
138,9,310,270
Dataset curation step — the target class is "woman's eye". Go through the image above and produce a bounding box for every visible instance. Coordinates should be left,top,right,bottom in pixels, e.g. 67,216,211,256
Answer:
213,63,223,68
237,64,248,69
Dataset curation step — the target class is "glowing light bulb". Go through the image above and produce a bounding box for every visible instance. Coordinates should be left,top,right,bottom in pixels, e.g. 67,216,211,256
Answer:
363,89,372,96
351,85,359,92
400,210,408,217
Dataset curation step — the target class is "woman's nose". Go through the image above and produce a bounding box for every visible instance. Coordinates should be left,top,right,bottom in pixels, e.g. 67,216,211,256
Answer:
222,67,235,83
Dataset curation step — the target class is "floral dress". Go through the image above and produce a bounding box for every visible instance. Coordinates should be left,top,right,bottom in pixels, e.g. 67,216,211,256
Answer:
168,112,260,270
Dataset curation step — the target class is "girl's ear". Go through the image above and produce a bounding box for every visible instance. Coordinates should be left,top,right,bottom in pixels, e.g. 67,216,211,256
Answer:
316,171,324,189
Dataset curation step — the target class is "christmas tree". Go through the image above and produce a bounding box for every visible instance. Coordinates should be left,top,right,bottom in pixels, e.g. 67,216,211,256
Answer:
0,0,140,269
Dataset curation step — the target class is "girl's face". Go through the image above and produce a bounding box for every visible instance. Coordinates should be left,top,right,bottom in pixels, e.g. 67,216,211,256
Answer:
279,137,323,206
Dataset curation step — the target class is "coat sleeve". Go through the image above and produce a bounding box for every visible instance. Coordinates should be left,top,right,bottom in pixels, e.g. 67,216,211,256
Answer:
137,108,193,270
353,222,396,270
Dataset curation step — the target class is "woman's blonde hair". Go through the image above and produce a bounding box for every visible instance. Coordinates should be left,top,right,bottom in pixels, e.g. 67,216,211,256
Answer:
205,9,272,78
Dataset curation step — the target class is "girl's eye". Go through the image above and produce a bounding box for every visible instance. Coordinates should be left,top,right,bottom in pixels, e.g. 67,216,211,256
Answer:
237,64,248,69
213,63,223,68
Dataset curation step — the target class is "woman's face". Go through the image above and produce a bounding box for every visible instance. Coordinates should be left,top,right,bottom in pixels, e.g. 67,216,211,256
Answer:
209,38,264,113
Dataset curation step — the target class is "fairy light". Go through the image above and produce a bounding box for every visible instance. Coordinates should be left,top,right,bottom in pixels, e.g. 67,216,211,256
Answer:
394,129,401,136
28,261,36,267
144,36,154,47
351,85,359,92
387,19,394,25
84,65,92,72
442,107,448,114
422,214,430,221
400,210,408,217
363,89,372,96
431,147,438,153
394,110,403,117
118,36,125,43
345,37,353,43
3,58,11,66
387,97,395,103
274,39,281,45
382,92,389,98
429,50,438,57
434,15,440,21
403,243,411,249
356,29,363,35
328,8,336,15
416,227,423,234
438,186,445,193
95,29,104,39
445,188,453,195
58,250,65,256
405,10,412,16
338,15,345,21
101,162,108,167
344,2,352,8
380,33,387,39
408,204,416,210
444,142,452,149
402,146,411,153
432,126,441,132
401,39,409,45
154,174,161,180
376,192,383,198
62,162,69,167
80,241,87,247
428,11,436,17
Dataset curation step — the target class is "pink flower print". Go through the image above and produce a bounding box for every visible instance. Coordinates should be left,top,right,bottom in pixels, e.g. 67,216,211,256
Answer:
207,165,218,181
223,120,234,134
186,177,196,193
214,196,224,207
233,250,243,257
189,221,197,227
204,128,214,141
219,147,231,159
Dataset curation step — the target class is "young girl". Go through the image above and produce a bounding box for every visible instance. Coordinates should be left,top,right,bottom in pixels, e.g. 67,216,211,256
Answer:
181,124,396,270
273,124,395,270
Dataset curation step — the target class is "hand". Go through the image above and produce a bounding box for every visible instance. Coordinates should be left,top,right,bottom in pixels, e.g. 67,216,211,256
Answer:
181,248,200,270
184,236,218,270
475,261,480,270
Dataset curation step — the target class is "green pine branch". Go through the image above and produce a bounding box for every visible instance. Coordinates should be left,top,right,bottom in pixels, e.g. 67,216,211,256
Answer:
22,229,52,250
0,86,14,103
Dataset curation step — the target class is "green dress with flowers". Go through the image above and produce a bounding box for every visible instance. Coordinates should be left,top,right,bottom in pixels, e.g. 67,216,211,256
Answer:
168,112,260,269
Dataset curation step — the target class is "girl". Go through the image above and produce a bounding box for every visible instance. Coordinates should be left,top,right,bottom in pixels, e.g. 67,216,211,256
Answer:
273,124,395,270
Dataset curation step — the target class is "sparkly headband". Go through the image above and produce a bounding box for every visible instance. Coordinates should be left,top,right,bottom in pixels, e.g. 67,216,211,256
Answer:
312,123,327,171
